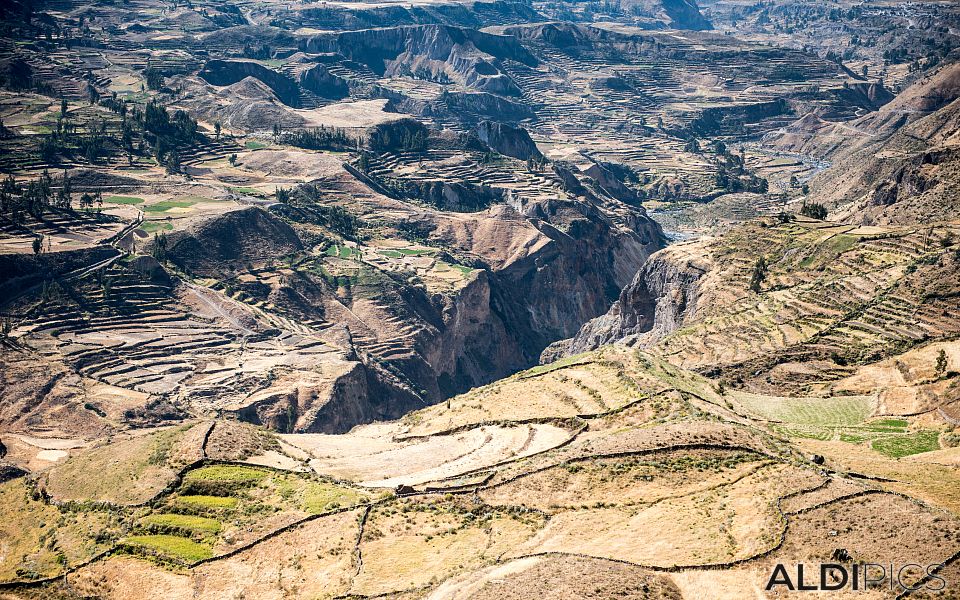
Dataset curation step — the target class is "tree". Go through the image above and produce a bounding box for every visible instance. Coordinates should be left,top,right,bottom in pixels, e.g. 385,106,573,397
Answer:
165,151,181,174
936,349,948,377
152,232,168,261
56,171,72,209
214,121,221,141
228,153,238,166
32,235,42,254
144,67,164,91
749,256,767,293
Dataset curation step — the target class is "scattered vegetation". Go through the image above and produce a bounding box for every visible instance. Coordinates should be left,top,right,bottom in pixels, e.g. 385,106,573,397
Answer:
871,430,940,458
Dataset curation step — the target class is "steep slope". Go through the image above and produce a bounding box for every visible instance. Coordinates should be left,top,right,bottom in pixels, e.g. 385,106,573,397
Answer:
300,25,536,97
767,61,960,222
3,347,960,597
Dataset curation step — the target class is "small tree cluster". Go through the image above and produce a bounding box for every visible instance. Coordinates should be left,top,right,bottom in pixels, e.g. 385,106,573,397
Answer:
367,119,428,153
799,202,828,220
0,171,82,224
280,126,355,151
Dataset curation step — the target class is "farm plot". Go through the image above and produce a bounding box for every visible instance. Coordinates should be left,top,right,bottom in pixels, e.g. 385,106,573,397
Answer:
481,449,770,512
288,423,573,487
505,463,821,568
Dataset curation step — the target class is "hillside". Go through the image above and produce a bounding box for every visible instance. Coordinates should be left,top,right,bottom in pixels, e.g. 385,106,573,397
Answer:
2,347,960,598
2,0,960,597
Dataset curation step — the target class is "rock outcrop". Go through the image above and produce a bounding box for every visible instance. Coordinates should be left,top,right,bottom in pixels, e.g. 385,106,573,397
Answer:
475,121,542,161
543,243,708,361
199,60,302,107
299,25,534,96
441,90,534,121
297,63,349,100
290,0,542,31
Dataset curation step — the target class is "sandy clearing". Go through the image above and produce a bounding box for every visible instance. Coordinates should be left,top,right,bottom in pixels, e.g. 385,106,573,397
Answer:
35,449,70,463
424,556,544,600
299,99,408,128
287,424,572,487
243,450,305,471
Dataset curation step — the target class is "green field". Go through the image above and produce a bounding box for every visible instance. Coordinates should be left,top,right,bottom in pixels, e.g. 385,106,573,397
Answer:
143,200,196,213
735,393,872,426
140,221,173,233
436,261,473,275
123,534,213,562
141,513,221,534
174,495,238,510
862,418,909,431
872,430,940,458
183,465,269,484
326,245,358,259
245,140,269,150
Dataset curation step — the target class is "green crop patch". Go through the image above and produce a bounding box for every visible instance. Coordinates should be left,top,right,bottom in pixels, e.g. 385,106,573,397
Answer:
245,140,269,150
864,418,908,431
140,221,173,233
872,430,941,458
143,200,196,213
839,432,870,444
141,513,221,534
325,244,357,258
184,465,269,484
123,534,213,562
180,465,270,496
174,495,239,510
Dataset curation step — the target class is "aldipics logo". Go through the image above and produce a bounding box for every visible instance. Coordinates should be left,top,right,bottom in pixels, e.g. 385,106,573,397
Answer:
765,562,947,593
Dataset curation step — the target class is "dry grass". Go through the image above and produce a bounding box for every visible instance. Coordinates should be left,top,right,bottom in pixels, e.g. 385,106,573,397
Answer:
44,424,204,505
0,480,119,582
506,463,820,568
351,500,544,596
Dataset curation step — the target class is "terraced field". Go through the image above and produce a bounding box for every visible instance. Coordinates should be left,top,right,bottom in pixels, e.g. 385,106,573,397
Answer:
1,0,959,597
1,344,959,597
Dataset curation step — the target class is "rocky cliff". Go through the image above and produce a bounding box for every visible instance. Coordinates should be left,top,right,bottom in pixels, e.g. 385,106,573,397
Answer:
299,25,534,97
199,59,302,107
475,120,542,161
284,0,542,31
542,242,707,361
805,62,960,223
